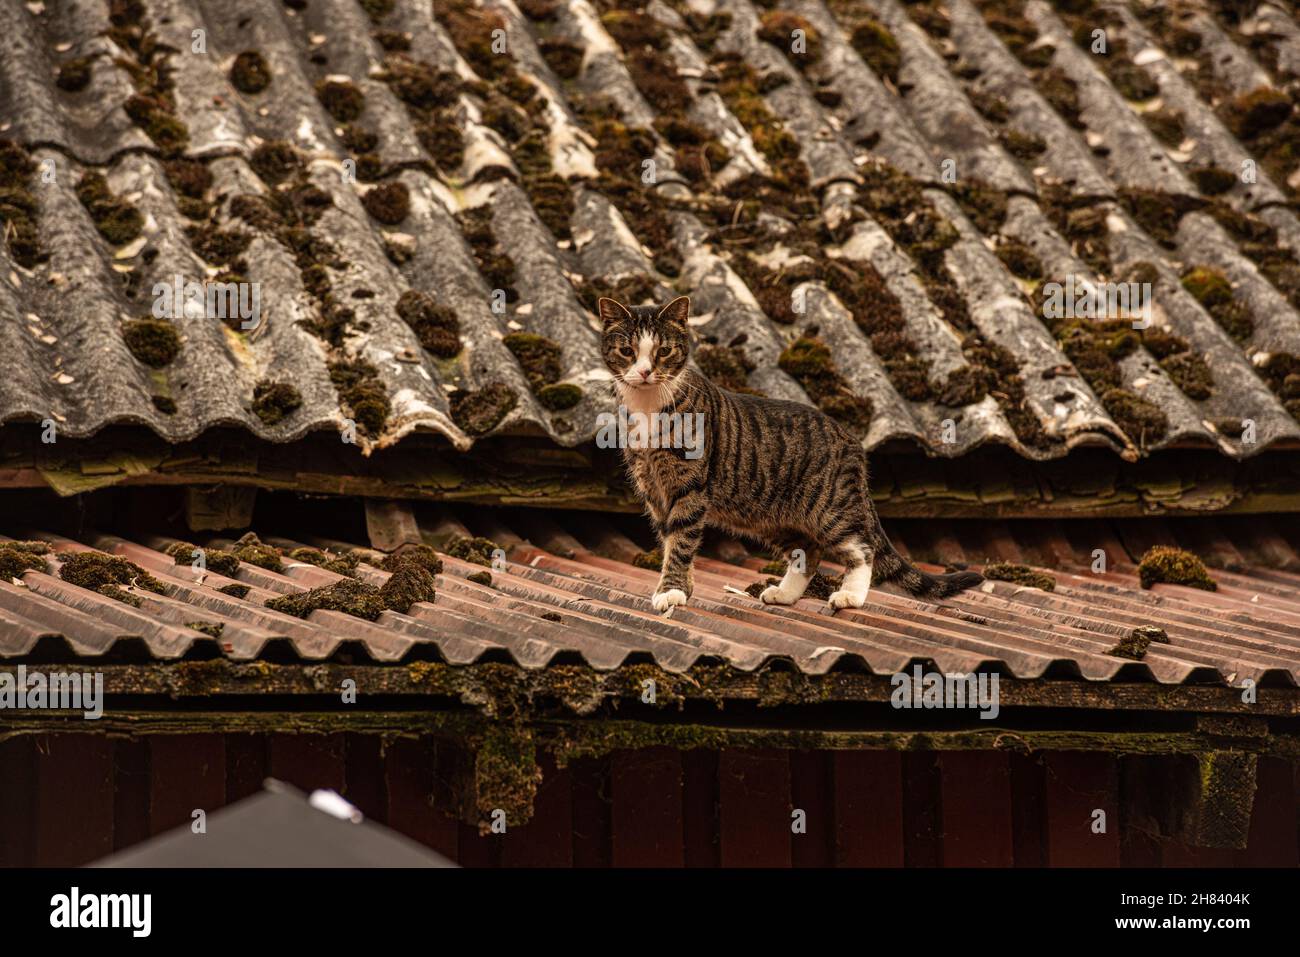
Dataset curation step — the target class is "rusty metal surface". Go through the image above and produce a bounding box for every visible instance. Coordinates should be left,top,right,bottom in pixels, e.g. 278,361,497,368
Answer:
1,0,1299,458
1,512,1298,686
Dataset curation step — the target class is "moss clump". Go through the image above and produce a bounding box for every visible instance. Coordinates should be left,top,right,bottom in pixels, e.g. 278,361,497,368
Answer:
360,0,395,22
230,50,273,94
457,206,516,294
757,11,822,69
999,129,1046,159
1112,62,1159,101
1143,108,1185,147
1138,545,1216,591
632,550,662,571
984,562,1055,591
187,620,224,638
59,552,166,594
995,238,1043,279
446,536,503,568
948,181,1008,234
75,172,143,246
381,544,443,575
1182,266,1253,342
1100,388,1168,446
232,532,284,573
249,140,303,186
316,79,365,122
1110,624,1170,659
519,0,556,20
98,584,143,607
1190,166,1235,195
251,380,303,425
378,557,437,612
465,570,492,586
696,344,761,394
287,547,360,577
361,181,409,224
122,319,180,367
970,90,1009,123
57,55,96,92
538,37,583,79
503,333,563,392
0,140,46,267
0,541,50,580
1039,67,1082,128
1160,351,1214,399
849,19,899,83
1224,86,1292,140
1119,188,1203,248
328,360,390,436
396,290,461,357
218,583,250,599
378,56,459,111
266,578,387,620
538,383,582,410
778,336,873,437
165,541,242,576
450,383,518,436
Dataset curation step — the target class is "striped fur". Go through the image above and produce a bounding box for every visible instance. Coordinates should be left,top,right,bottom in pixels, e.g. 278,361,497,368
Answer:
599,297,984,613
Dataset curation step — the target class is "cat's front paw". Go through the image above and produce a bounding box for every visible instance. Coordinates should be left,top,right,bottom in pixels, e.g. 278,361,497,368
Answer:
827,589,867,611
651,588,688,614
760,584,799,605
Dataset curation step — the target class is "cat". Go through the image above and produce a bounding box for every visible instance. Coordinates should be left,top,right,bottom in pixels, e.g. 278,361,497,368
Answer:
599,295,984,614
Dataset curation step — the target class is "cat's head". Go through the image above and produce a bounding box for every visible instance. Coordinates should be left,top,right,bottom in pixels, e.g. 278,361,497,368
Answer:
598,296,691,392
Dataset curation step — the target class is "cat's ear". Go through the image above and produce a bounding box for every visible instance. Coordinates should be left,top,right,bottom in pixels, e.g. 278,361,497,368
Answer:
658,296,690,328
597,297,632,328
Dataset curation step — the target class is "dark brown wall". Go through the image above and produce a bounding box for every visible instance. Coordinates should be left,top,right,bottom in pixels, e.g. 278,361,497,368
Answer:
0,734,1295,867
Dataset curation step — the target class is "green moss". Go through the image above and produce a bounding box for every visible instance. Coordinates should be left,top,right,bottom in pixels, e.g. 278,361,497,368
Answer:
56,55,97,92
59,552,166,594
1160,351,1214,399
1039,67,1082,128
328,360,390,436
522,172,573,240
0,140,46,267
362,181,409,224
969,89,1009,124
316,79,365,122
757,11,822,70
467,570,493,586
76,172,143,246
218,583,250,599
1138,545,1216,591
360,0,395,22
286,547,359,577
778,336,873,436
538,382,583,410
1112,62,1159,101
251,380,303,425
98,584,143,607
0,541,50,581
998,128,1050,157
378,558,437,612
1119,188,1203,248
1181,266,1232,308
248,140,302,186
1100,388,1168,446
230,50,272,94
124,94,189,154
696,344,761,394
632,550,662,571
1190,165,1236,195
948,181,1007,234
266,578,387,620
396,290,461,357
381,544,443,575
232,532,284,573
984,562,1055,591
1224,86,1292,139
995,238,1043,279
165,541,241,576
1110,624,1169,660
446,535,503,567
503,332,563,392
122,319,180,367
849,19,899,83
1143,108,1185,147
450,382,518,436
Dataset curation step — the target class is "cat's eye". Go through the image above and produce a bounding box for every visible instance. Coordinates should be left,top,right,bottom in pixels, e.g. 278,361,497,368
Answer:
656,346,674,358
616,346,635,359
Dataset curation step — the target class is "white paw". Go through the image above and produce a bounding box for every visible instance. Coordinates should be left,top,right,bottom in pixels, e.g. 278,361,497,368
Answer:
760,585,799,605
652,589,688,614
827,589,867,610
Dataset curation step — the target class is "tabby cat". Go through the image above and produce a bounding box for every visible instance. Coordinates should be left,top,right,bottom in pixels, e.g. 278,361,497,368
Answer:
599,296,984,614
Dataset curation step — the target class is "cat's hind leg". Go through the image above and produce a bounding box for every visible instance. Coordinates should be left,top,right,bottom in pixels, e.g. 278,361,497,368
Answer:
827,539,873,611
760,545,822,605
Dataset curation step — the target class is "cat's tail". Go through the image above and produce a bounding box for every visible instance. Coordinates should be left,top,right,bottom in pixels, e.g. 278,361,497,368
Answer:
872,531,984,599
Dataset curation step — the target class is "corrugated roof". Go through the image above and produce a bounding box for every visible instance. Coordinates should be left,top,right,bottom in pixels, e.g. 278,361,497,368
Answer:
3,0,1300,459
3,511,1299,687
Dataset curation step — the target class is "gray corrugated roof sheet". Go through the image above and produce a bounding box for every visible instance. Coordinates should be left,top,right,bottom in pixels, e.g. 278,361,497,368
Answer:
3,512,1300,686
2,0,1300,458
